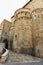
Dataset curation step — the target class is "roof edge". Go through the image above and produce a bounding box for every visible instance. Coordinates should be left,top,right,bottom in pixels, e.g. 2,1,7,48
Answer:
23,0,32,8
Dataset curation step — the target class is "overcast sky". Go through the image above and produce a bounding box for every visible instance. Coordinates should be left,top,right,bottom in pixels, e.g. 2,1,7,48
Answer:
0,0,30,23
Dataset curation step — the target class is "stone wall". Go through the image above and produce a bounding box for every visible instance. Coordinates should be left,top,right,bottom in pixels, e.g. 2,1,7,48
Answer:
13,16,33,54
31,8,43,46
1,19,11,41
23,0,43,57
9,26,15,50
31,8,43,58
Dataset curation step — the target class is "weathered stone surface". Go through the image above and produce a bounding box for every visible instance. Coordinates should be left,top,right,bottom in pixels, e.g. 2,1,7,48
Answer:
9,26,15,50
1,19,11,41
14,8,31,18
32,8,43,46
13,16,33,54
35,40,43,58
24,0,43,12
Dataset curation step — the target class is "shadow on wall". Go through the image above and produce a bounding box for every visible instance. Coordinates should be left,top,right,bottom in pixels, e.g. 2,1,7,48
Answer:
20,47,33,55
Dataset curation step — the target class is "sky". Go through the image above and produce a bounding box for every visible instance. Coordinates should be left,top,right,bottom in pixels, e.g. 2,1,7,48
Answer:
0,0,30,23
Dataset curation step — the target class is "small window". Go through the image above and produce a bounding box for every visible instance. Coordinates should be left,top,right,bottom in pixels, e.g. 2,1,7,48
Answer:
15,35,17,40
15,35,17,38
25,12,27,15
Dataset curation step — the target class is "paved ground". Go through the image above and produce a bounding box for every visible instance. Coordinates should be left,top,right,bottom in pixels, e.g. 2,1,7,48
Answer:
7,51,42,62
0,51,43,65
0,62,43,65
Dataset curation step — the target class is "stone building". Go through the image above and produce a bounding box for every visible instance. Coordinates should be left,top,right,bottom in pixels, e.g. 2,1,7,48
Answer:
12,8,33,54
0,24,3,41
23,0,43,58
0,0,43,58
0,19,12,49
11,0,43,57
24,0,43,46
1,19,11,41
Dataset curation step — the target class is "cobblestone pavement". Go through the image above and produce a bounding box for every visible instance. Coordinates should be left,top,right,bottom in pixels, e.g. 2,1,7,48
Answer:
7,51,42,63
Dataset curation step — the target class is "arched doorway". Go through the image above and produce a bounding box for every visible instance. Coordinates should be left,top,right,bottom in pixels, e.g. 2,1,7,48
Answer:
3,39,8,49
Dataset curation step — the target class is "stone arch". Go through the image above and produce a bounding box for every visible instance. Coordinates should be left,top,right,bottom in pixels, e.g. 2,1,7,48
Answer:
14,8,31,18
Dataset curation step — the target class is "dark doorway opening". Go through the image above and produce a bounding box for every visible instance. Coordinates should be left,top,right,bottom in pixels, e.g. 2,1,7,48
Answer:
3,39,8,49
